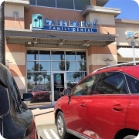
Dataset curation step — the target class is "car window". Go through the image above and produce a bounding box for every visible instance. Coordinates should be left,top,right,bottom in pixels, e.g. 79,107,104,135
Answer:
126,75,139,94
94,72,128,95
72,75,97,96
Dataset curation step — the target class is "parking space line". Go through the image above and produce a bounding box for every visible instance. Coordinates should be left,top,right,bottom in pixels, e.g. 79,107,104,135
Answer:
50,129,60,139
43,129,52,139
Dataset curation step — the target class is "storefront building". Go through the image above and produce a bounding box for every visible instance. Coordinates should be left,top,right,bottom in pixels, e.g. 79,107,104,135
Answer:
4,0,126,106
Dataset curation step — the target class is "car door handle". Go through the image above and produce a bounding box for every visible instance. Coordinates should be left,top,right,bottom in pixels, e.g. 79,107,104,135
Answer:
80,102,86,107
112,104,124,111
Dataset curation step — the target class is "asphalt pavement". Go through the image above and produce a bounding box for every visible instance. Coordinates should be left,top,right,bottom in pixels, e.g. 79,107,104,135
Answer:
31,108,79,139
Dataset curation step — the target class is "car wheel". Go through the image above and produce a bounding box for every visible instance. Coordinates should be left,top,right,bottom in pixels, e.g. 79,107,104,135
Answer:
56,111,70,139
123,135,136,139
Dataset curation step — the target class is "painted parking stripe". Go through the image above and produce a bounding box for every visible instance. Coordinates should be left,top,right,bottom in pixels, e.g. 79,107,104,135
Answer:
50,129,60,139
43,129,52,139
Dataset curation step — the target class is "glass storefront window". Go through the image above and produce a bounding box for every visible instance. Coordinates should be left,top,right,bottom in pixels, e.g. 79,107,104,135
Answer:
74,0,90,10
76,52,86,61
67,61,76,71
37,0,55,7
77,61,86,71
57,0,73,9
66,72,87,88
39,62,51,71
27,50,39,61
27,72,51,105
27,50,87,105
66,51,76,61
52,61,65,71
52,51,65,61
39,51,50,60
27,61,40,71
31,0,91,10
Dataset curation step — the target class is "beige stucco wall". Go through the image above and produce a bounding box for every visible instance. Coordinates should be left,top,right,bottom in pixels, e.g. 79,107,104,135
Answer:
5,3,24,18
86,13,115,26
116,21,139,46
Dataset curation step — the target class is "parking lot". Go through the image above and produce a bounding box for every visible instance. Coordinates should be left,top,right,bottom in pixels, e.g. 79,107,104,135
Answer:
32,108,79,139
37,125,59,139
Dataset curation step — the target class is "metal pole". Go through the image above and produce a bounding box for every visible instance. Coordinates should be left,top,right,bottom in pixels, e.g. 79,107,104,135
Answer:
131,39,136,65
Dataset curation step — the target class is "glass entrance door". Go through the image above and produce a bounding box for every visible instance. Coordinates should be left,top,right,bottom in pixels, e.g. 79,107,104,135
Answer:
52,72,66,102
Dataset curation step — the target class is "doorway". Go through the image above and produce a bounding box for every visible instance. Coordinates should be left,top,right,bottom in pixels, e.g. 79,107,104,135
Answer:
52,72,66,102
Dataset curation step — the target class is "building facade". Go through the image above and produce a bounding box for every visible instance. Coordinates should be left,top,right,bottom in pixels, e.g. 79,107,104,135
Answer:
4,0,139,106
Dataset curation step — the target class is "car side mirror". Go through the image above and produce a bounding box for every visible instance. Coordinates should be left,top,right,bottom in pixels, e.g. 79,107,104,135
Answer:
22,93,33,101
64,88,71,96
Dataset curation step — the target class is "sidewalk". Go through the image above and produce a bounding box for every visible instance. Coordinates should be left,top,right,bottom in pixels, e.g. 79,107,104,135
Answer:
32,108,55,127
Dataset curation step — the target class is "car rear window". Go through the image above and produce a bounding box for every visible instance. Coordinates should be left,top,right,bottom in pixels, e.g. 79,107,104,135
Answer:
126,75,139,94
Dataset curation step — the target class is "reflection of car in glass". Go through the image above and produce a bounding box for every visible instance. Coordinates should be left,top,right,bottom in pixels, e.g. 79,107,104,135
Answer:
0,63,37,139
31,85,50,102
54,62,139,139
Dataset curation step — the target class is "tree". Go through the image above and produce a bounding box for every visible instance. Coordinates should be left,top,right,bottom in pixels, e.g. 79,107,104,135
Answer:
32,63,43,85
73,72,81,81
0,2,5,65
37,15,42,27
59,54,70,71
37,75,43,84
34,19,38,27
42,72,47,84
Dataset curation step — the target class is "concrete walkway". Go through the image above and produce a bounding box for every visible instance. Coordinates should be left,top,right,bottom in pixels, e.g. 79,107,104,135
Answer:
32,108,55,127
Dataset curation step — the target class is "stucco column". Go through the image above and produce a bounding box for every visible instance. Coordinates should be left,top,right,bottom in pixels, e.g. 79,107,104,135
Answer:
91,0,96,6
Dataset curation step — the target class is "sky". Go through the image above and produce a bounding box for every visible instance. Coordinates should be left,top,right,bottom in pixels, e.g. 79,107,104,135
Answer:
104,0,139,20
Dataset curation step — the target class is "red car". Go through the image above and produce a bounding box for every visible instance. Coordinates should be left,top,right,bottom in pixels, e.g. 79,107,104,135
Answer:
54,62,139,139
31,85,50,102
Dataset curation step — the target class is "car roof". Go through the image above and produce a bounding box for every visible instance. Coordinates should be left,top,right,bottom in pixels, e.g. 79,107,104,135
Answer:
90,65,139,79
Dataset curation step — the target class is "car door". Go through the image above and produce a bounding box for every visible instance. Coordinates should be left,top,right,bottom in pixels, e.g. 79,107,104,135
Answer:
125,74,139,131
86,72,130,139
65,75,96,137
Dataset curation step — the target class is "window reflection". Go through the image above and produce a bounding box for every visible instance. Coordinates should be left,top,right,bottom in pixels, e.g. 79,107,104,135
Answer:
66,51,76,61
66,61,76,71
30,0,36,5
40,62,51,71
57,0,73,9
39,51,50,60
37,0,55,7
27,72,51,103
77,61,86,71
27,50,87,105
76,52,86,61
30,0,90,10
66,72,87,88
74,0,90,10
52,61,65,71
52,51,65,60
27,50,39,61
27,61,40,71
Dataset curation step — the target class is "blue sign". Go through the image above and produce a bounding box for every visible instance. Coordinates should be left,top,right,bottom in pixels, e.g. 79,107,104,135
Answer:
32,14,98,33
125,31,135,38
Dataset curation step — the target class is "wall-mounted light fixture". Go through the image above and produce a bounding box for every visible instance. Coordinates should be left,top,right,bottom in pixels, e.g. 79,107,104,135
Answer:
104,58,113,66
6,60,12,68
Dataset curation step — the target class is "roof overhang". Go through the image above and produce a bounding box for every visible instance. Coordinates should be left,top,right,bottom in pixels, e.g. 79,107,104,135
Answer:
5,0,29,9
5,29,117,49
82,6,121,17
96,0,108,6
118,48,139,58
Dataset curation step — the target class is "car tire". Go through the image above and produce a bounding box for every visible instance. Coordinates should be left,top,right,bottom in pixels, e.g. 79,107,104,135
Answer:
123,135,136,139
56,111,71,139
